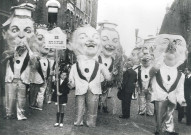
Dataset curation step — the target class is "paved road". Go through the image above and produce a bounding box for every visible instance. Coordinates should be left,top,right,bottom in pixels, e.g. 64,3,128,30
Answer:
0,89,191,135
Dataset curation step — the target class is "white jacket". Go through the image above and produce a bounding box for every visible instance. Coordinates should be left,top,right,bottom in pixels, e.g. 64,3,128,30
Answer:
5,51,31,84
69,60,111,95
150,68,185,105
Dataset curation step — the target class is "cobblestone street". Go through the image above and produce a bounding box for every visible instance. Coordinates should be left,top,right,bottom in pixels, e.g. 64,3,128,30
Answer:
0,89,191,135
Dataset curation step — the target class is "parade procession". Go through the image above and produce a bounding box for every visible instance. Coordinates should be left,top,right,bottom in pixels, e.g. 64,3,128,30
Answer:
0,0,191,135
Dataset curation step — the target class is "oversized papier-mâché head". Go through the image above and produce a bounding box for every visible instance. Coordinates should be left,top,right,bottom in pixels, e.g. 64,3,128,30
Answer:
2,3,35,56
98,21,120,57
30,25,50,56
153,34,187,68
70,25,101,58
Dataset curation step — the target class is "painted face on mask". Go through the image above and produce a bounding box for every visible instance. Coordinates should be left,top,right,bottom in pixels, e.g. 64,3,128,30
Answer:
72,25,101,57
154,34,187,67
100,29,119,57
3,17,35,52
35,29,50,55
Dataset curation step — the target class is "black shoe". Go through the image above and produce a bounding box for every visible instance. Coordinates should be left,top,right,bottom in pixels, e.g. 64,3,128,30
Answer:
139,113,145,116
119,115,129,119
186,123,191,126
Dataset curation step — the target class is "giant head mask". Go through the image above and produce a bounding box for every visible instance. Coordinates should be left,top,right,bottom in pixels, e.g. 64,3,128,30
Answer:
98,22,120,58
71,25,101,58
2,3,35,57
30,26,50,56
153,34,187,68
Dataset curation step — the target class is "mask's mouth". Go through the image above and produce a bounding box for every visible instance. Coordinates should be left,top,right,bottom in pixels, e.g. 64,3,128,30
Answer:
104,45,116,52
43,47,49,51
16,45,27,56
86,43,96,48
142,57,151,63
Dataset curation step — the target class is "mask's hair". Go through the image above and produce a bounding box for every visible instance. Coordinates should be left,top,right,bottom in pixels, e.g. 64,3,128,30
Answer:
97,27,120,39
2,15,36,32
71,24,95,43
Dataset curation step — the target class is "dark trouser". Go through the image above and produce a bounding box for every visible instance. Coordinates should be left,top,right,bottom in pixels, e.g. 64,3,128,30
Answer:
121,92,133,118
186,100,191,124
177,103,184,121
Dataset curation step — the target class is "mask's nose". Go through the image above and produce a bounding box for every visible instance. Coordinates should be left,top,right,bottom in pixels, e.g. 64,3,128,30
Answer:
166,40,176,53
18,31,25,39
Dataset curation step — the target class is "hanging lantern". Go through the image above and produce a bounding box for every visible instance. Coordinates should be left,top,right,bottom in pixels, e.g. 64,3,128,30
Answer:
46,0,61,26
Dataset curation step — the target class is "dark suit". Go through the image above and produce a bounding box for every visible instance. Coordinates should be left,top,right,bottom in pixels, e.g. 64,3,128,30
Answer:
184,75,191,125
121,68,137,118
51,78,70,104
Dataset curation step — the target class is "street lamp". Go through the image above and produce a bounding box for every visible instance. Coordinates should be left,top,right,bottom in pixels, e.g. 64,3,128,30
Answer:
46,0,61,28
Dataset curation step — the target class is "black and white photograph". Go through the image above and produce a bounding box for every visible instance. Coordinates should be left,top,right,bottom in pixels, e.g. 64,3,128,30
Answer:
0,0,191,135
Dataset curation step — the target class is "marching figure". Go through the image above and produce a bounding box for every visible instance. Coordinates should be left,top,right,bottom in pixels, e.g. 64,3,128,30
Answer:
137,50,154,116
97,21,121,113
150,34,187,135
29,26,50,111
2,3,36,120
68,25,111,127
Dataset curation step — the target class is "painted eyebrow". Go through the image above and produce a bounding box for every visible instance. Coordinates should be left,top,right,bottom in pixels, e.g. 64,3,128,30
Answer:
10,25,19,28
24,27,32,29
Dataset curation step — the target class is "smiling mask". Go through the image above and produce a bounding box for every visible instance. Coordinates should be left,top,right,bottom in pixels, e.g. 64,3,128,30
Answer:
71,25,101,59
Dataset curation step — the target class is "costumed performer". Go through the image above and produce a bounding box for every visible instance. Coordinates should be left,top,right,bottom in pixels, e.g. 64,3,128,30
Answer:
150,34,187,135
68,24,111,127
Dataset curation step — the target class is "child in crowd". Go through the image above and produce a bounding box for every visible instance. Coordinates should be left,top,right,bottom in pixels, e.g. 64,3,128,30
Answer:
52,69,70,127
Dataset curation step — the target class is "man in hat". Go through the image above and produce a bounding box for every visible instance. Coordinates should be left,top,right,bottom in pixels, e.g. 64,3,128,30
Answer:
2,3,35,120
119,57,137,119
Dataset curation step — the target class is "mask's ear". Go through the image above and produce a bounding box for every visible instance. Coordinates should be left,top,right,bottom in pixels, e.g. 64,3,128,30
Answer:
2,29,7,40
66,41,73,51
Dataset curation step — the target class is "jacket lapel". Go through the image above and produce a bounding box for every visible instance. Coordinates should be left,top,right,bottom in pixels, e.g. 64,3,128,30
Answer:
20,52,30,74
76,61,99,82
76,62,88,81
156,70,182,93
89,61,99,82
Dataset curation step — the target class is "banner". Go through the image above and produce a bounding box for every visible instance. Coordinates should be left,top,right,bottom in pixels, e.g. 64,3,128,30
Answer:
45,32,66,49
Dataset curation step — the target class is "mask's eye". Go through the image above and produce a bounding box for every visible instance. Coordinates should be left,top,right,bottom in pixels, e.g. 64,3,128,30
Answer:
11,27,19,33
24,28,32,33
113,38,119,43
175,39,182,46
79,33,87,39
102,36,109,41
